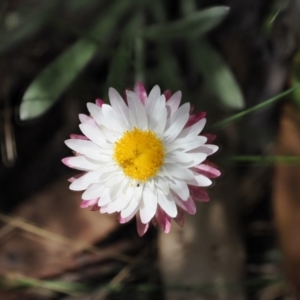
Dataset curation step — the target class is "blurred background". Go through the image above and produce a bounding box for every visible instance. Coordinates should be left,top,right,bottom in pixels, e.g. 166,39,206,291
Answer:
0,0,300,299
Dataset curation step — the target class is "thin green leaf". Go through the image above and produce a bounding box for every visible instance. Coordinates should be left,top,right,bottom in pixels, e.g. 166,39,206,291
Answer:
19,0,132,121
157,43,185,92
0,275,88,296
181,0,197,16
263,0,288,35
230,155,300,166
105,16,140,94
143,6,229,40
212,85,300,128
190,39,244,109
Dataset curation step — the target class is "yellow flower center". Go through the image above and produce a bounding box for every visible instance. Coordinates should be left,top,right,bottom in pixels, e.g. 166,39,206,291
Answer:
114,128,165,181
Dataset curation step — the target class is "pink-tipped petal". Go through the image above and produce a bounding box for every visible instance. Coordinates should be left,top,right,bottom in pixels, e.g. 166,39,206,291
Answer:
190,104,194,113
70,134,88,140
202,133,216,143
134,82,147,104
155,206,172,233
91,204,99,211
174,207,185,227
118,207,138,224
136,214,149,236
67,172,86,183
175,196,196,214
189,185,210,202
193,164,221,178
80,198,98,208
62,157,71,167
185,112,206,128
95,98,105,107
79,114,98,127
164,89,172,100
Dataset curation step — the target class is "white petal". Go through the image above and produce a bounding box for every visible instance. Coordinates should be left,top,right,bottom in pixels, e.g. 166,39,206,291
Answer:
65,139,109,161
87,103,109,127
79,114,96,126
121,198,139,218
147,95,167,135
157,190,177,218
193,173,212,186
178,118,207,139
69,170,101,191
166,91,181,116
154,176,170,195
63,156,99,171
98,188,112,206
169,179,189,201
79,124,107,147
139,187,157,224
82,183,103,200
126,91,148,130
109,88,129,126
101,104,128,132
164,163,194,180
197,144,219,155
165,152,207,167
165,102,190,132
166,136,207,152
99,189,113,210
163,112,190,143
145,85,161,109
116,184,135,211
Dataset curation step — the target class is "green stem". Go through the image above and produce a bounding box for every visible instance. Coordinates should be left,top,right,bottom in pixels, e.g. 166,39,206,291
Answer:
211,84,300,129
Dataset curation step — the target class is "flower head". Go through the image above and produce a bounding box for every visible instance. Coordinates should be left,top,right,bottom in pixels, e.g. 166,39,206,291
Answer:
63,83,220,236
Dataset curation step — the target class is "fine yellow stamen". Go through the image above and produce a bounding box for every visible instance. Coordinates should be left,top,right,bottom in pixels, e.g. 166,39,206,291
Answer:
114,128,165,181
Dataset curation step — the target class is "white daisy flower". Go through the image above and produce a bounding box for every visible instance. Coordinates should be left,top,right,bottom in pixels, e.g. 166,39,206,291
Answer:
63,83,220,236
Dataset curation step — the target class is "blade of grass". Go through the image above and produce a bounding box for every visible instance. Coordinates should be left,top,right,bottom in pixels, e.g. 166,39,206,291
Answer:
190,38,245,109
19,0,133,121
143,6,229,40
231,155,300,165
212,84,300,128
0,275,88,296
105,15,140,93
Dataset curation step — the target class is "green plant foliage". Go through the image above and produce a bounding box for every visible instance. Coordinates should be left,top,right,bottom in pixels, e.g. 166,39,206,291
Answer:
0,1,60,54
19,0,132,121
104,17,140,94
143,6,229,40
190,39,245,110
212,85,300,128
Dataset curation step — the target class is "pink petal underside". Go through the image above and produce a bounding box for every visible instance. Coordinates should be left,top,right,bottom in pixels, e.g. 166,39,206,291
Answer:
118,208,137,224
136,213,149,236
70,134,88,140
80,198,98,208
190,104,194,113
174,207,185,227
134,82,147,104
176,196,196,215
164,89,172,101
155,206,172,233
67,172,86,182
79,114,98,127
193,164,221,178
185,112,206,128
95,98,105,107
91,204,99,211
202,133,216,143
189,185,210,202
